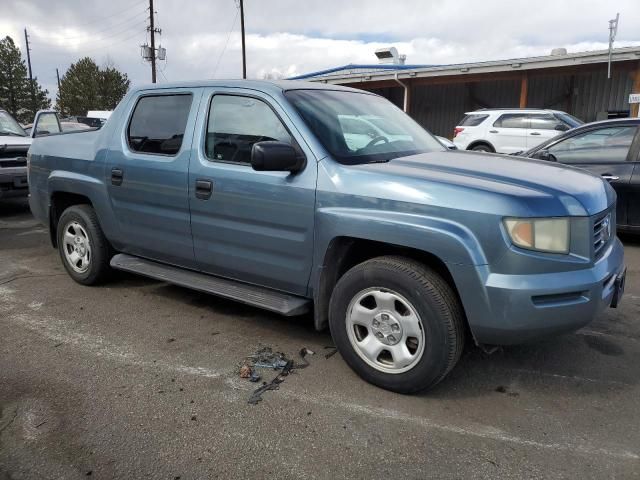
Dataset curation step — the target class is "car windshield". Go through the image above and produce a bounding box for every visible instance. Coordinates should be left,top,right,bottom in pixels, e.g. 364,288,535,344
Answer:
555,112,583,128
285,89,443,164
0,111,27,137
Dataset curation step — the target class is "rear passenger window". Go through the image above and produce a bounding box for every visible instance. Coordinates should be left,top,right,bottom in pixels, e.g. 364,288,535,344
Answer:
205,95,293,164
493,114,528,129
459,114,488,127
127,94,192,155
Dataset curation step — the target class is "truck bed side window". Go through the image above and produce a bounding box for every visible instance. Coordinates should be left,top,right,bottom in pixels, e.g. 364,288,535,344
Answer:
205,95,293,164
127,94,192,156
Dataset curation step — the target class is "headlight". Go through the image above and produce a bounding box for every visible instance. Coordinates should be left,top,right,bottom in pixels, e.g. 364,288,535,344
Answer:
503,217,570,254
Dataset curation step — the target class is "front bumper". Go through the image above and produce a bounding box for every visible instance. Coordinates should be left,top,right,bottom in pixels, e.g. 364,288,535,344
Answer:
0,167,29,198
452,237,625,345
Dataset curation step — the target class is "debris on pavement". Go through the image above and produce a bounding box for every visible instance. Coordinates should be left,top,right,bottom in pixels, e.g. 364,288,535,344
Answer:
239,365,252,378
243,346,315,404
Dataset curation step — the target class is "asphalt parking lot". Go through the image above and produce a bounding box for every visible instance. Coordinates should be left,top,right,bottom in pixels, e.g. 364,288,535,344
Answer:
1,197,639,479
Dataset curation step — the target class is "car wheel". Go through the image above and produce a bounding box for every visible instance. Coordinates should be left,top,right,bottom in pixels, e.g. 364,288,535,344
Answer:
57,205,112,285
328,256,465,393
471,144,493,152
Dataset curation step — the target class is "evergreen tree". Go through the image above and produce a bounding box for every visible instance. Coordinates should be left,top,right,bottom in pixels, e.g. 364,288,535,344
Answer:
0,36,51,123
57,57,130,116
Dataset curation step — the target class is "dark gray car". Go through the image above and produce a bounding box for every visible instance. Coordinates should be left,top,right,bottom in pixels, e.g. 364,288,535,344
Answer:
522,118,640,233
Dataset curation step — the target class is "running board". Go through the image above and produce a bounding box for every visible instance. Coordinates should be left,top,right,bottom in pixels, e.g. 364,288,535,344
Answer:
110,254,310,316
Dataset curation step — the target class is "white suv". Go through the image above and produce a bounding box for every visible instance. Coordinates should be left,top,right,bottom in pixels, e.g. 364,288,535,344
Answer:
452,109,583,154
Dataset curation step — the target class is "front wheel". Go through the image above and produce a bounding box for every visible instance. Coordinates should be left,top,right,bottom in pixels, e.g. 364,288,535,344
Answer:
470,144,493,152
57,205,112,285
329,256,465,393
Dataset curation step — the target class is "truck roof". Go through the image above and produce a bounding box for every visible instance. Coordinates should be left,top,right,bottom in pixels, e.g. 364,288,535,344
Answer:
129,79,368,96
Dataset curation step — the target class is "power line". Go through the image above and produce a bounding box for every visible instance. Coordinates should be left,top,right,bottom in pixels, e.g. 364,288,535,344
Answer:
211,6,239,78
54,0,148,29
35,10,148,42
33,18,148,50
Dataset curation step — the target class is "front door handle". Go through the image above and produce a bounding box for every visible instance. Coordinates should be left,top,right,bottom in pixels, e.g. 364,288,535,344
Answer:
530,132,541,136
111,168,123,186
601,174,620,182
489,130,498,134
195,179,213,200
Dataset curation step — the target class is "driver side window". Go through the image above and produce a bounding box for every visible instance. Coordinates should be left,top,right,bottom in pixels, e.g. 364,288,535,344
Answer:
205,95,293,164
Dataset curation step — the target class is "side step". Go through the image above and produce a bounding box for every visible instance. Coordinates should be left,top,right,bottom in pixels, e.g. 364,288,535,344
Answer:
110,254,310,316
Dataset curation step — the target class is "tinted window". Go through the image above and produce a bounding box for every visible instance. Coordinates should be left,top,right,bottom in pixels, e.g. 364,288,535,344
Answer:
528,114,562,130
493,114,528,129
285,89,443,165
459,114,489,127
127,94,192,155
547,126,637,164
206,95,293,164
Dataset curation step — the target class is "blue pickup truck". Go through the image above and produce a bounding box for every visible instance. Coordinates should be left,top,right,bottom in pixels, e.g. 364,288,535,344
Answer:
28,80,626,393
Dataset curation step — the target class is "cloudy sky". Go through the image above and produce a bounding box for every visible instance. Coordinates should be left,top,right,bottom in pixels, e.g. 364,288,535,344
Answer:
2,0,640,101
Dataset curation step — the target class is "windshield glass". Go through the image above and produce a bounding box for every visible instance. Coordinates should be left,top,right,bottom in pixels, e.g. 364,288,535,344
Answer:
285,90,443,164
0,111,27,137
555,112,583,128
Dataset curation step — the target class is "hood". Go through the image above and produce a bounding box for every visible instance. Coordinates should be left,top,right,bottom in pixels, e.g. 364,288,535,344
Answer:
0,135,32,147
348,150,614,217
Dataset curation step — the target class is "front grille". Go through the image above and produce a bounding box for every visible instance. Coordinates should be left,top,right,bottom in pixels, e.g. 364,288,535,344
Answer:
593,210,612,259
0,146,29,159
0,159,27,168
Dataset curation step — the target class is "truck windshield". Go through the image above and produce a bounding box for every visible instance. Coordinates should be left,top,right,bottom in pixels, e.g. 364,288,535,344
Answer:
0,111,27,137
285,89,443,164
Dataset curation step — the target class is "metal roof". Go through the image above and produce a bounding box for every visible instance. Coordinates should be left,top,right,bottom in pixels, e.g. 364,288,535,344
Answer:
289,63,433,80
299,46,640,84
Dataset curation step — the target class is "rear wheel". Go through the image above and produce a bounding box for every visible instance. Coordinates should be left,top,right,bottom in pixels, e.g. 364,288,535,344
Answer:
470,143,493,152
329,256,465,393
57,205,112,285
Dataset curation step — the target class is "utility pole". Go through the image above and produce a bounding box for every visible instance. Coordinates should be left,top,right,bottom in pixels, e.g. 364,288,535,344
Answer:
140,0,164,83
24,28,36,113
56,68,61,91
149,0,157,83
240,0,246,79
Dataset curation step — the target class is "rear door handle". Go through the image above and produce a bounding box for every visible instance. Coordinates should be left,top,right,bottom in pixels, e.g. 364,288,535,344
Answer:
601,174,620,181
111,168,123,186
530,132,541,136
195,179,213,200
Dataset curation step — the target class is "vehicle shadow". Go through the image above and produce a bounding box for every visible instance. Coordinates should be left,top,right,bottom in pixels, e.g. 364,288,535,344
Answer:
0,198,31,219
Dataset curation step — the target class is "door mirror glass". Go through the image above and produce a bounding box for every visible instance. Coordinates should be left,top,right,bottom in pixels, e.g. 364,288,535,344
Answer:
555,124,570,132
536,150,553,161
251,141,304,172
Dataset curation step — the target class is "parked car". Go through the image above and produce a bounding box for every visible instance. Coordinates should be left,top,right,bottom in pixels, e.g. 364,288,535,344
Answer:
28,80,625,393
521,118,640,233
453,108,583,153
0,109,31,199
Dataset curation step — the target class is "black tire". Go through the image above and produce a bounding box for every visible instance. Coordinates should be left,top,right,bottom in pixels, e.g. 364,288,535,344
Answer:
57,204,112,285
328,256,465,394
470,143,493,153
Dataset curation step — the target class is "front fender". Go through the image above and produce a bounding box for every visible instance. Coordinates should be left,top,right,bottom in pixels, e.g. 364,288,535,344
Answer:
314,207,487,269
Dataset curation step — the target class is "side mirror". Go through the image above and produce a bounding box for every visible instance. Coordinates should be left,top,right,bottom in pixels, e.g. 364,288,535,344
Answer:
251,141,305,173
555,124,570,132
537,150,557,162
